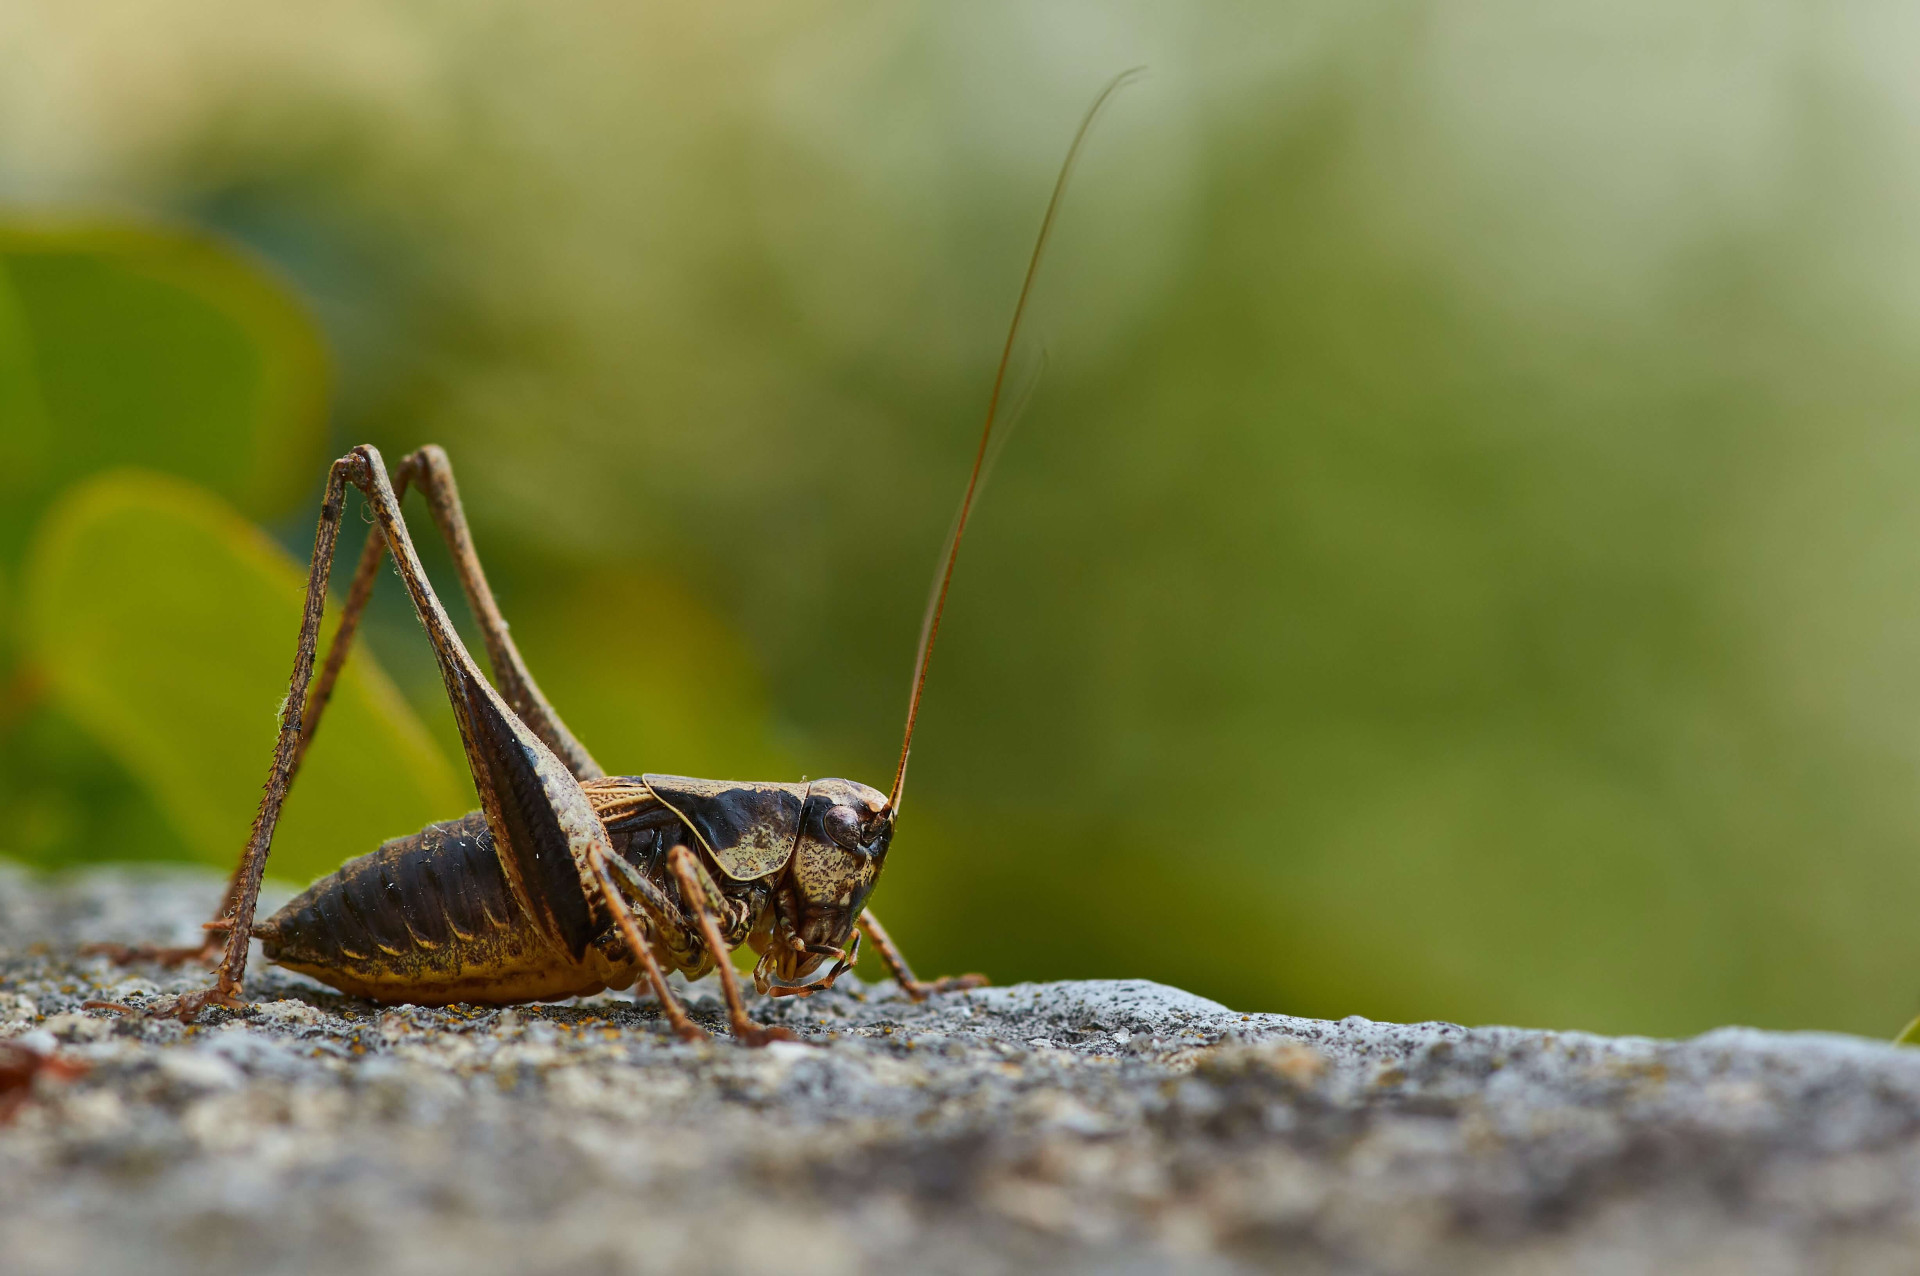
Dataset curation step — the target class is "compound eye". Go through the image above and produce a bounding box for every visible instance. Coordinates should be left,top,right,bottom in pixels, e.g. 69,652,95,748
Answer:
823,804,864,850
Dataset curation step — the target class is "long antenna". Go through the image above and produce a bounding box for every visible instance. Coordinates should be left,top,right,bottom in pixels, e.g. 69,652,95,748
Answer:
888,67,1144,812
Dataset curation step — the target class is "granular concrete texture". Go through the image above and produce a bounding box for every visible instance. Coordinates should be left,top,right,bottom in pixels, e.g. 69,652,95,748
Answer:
4,864,1920,1275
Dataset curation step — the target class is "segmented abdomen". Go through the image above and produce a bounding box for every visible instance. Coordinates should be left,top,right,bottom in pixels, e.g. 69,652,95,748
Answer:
257,811,630,1005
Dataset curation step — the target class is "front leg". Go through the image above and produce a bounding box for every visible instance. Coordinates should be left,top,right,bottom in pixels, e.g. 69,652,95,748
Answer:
858,909,988,1003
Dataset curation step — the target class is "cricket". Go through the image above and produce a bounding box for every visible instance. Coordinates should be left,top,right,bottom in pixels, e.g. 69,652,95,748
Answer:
89,73,1141,1046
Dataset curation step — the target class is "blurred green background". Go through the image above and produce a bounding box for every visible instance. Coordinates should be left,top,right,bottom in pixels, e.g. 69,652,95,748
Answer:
5,3,1920,1038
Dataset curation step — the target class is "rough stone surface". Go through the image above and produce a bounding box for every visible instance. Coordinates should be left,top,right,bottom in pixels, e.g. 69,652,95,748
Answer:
5,865,1920,1274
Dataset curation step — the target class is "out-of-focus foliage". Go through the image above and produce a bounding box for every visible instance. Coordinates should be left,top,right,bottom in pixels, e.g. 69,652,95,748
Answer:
25,472,461,884
0,226,326,536
0,223,331,869
9,3,1920,1037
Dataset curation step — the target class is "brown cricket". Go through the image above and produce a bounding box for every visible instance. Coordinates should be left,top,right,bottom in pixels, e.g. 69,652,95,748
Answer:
92,72,1139,1045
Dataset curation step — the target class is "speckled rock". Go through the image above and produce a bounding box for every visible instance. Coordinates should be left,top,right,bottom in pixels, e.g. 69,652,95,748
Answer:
4,863,1920,1275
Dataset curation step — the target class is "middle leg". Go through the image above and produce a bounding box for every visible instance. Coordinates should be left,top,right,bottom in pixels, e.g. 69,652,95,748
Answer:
586,846,706,1043
669,847,797,1047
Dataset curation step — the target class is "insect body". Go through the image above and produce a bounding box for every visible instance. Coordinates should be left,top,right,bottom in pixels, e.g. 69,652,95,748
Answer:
98,72,1140,1045
256,772,894,1013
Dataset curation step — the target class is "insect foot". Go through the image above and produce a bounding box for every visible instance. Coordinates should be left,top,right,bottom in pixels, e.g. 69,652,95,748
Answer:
902,973,991,1003
82,982,247,1023
154,983,248,1022
731,1021,802,1048
667,1018,711,1045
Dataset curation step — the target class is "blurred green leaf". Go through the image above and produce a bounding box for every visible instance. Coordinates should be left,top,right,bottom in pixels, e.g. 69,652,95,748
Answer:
0,696,197,872
24,472,463,884
1896,1015,1920,1048
0,220,331,872
0,224,327,530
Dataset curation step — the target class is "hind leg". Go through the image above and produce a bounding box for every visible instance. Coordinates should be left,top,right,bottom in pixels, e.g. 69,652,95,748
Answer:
298,444,601,783
137,446,620,1022
92,447,404,973
91,449,487,972
118,457,359,1018
587,847,706,1043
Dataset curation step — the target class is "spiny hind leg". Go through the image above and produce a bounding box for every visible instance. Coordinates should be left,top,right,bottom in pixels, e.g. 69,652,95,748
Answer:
395,446,602,779
298,444,602,785
115,445,613,1021
348,445,619,972
98,457,372,977
102,449,417,980
858,909,988,1003
669,847,798,1047
102,457,359,1018
209,443,613,1014
102,454,422,970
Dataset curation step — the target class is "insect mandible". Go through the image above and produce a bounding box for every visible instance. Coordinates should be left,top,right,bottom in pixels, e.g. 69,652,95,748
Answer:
91,72,1141,1045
